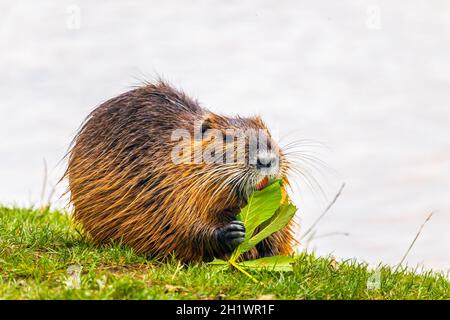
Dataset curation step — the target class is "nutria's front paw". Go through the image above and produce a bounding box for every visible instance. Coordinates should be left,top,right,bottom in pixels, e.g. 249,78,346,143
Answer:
215,220,245,253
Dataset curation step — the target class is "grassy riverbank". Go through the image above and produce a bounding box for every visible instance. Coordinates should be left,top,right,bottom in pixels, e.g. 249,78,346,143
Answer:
0,207,448,299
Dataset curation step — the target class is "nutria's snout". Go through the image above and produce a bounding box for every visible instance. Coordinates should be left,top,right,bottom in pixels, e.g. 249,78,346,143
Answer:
238,145,283,197
256,150,280,175
256,150,279,170
253,150,280,190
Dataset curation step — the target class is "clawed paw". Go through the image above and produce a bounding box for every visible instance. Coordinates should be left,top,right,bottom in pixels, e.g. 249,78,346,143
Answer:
215,220,246,253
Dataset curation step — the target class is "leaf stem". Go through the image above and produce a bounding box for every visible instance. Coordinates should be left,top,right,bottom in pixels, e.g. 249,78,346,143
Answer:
228,260,260,284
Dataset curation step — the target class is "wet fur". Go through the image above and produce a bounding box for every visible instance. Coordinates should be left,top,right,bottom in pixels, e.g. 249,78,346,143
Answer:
65,81,295,263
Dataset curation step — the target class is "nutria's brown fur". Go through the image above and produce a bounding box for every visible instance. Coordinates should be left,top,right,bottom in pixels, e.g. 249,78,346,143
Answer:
65,81,295,263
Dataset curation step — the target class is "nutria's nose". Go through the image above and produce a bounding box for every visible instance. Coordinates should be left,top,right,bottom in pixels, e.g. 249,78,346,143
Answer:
256,153,278,169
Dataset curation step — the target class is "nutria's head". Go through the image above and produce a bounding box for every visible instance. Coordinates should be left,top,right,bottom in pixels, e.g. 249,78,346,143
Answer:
171,111,289,205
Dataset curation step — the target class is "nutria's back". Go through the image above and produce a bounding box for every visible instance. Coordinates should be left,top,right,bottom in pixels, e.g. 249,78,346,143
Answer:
66,81,295,262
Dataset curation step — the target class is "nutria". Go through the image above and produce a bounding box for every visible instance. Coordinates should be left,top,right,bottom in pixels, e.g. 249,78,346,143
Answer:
65,81,295,262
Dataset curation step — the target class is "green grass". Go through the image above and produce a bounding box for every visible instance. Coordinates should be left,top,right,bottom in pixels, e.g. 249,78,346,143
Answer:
0,206,448,300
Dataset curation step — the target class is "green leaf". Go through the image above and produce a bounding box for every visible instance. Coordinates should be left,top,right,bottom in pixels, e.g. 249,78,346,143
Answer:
240,203,297,253
239,255,295,272
237,180,282,243
219,179,298,283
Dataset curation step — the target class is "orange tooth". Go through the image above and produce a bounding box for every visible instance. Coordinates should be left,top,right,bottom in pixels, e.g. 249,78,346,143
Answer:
256,176,269,191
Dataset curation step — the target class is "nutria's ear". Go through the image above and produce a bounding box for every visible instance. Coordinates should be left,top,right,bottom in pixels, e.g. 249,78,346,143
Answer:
201,113,217,134
201,117,212,134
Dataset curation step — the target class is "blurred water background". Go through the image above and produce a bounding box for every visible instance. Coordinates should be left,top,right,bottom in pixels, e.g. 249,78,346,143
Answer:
1,0,449,271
